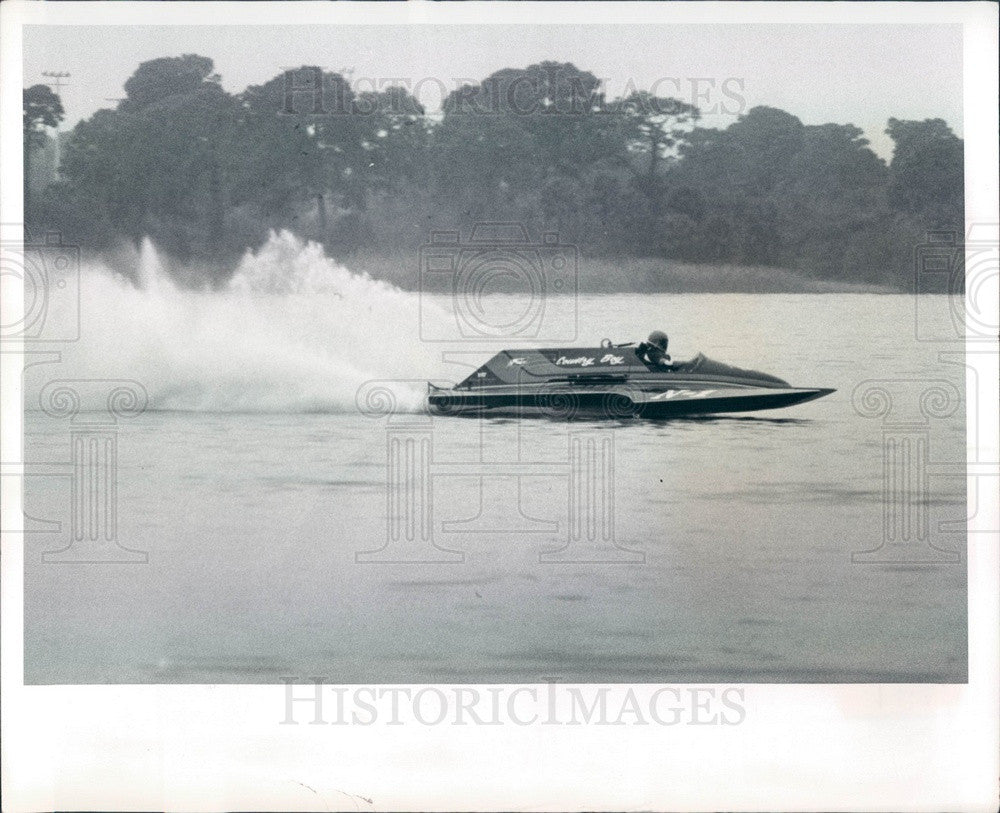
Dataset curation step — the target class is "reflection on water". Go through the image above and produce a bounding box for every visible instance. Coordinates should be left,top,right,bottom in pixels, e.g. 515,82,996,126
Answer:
23,293,967,683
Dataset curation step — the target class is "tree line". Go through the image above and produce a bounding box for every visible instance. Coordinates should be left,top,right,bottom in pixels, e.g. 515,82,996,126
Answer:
24,55,963,289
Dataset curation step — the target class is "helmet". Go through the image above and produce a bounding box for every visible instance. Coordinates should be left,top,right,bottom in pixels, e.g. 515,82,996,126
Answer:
647,330,668,351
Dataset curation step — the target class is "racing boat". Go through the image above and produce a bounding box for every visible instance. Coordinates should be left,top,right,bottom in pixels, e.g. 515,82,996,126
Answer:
427,339,834,419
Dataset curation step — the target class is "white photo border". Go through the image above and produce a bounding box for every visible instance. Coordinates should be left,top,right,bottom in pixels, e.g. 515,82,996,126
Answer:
1,2,997,811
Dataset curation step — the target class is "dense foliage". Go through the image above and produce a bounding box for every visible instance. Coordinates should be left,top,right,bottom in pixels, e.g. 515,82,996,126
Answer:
26,56,963,289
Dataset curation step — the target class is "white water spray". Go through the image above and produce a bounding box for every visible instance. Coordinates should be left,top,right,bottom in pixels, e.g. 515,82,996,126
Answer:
30,231,443,413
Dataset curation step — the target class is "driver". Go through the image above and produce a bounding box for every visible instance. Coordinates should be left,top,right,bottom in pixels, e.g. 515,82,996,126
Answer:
637,330,671,367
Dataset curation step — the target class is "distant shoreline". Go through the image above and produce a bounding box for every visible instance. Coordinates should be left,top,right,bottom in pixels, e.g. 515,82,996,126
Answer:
343,251,902,295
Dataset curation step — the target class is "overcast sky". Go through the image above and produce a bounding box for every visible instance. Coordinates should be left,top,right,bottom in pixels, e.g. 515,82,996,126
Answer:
24,24,963,159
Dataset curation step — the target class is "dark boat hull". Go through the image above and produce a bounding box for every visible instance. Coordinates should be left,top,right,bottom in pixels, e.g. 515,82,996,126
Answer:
428,385,835,419
427,347,834,419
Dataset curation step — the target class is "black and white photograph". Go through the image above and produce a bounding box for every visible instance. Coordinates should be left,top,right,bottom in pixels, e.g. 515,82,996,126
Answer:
2,1,998,811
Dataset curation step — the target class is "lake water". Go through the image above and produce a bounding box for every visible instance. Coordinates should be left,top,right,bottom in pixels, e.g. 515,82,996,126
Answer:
21,238,968,682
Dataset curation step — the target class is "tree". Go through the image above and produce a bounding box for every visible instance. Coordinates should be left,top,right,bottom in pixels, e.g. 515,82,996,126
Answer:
432,99,539,216
353,85,429,197
607,91,700,177
23,84,64,146
882,119,964,289
33,52,966,291
130,83,241,264
60,57,242,268
434,62,630,228
236,67,363,230
60,108,146,239
886,118,963,220
665,109,897,271
682,106,806,195
122,54,218,110
486,62,613,174
23,84,64,216
439,63,623,174
666,107,805,263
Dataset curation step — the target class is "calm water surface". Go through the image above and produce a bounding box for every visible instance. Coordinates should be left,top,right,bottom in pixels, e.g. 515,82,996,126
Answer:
24,293,967,682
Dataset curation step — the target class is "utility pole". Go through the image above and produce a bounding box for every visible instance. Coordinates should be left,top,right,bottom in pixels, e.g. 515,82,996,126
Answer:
41,71,70,172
